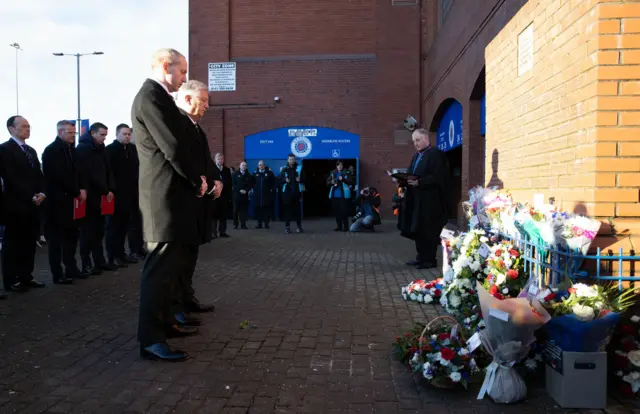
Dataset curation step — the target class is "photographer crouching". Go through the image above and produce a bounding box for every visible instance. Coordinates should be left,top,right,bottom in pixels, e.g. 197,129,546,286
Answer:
349,186,381,232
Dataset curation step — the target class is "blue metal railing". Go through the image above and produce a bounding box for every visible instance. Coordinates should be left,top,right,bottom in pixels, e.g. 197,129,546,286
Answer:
480,229,639,290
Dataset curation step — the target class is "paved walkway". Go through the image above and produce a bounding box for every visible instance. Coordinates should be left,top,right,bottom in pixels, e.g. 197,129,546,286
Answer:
0,219,634,413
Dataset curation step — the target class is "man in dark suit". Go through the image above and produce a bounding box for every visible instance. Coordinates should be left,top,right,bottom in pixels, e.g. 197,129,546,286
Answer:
0,116,46,292
105,123,140,267
399,128,449,269
174,79,221,325
212,153,232,238
42,120,87,284
0,179,5,299
132,48,208,361
76,122,117,275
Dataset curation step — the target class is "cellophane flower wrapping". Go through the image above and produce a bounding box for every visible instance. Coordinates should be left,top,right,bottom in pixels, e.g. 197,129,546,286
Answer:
475,282,551,403
562,216,602,255
541,283,634,352
609,314,640,398
482,190,514,233
481,241,527,300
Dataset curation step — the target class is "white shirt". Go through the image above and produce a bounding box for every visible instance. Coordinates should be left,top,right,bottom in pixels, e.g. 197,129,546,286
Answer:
10,136,26,146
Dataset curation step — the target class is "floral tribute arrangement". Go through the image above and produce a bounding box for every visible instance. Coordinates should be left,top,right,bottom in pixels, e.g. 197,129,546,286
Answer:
401,278,443,304
482,241,527,300
611,313,640,397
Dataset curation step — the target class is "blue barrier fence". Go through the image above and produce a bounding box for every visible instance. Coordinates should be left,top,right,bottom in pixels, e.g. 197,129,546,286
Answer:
483,229,639,290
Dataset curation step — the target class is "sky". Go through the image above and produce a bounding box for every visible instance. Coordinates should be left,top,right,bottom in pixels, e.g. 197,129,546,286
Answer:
0,0,188,157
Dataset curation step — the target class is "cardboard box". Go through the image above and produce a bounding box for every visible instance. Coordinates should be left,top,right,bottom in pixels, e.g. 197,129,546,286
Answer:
544,343,607,409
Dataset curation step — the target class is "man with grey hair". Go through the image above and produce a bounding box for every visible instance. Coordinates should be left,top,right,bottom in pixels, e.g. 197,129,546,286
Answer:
212,152,232,238
171,79,220,320
132,48,207,361
398,128,449,270
42,120,87,284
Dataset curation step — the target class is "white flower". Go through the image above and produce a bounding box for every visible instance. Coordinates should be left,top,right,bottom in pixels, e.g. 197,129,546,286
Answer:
416,295,423,303
410,293,417,301
402,293,407,300
594,301,603,309
617,370,625,377
436,352,450,366
524,359,537,370
422,362,433,380
411,353,419,363
449,293,462,308
572,304,595,322
623,372,640,393
449,372,462,382
478,320,486,328
573,283,598,298
632,315,640,323
495,272,506,286
480,236,488,243
464,317,471,324
431,334,437,341
458,347,469,356
629,350,640,368
423,295,433,304
401,287,407,294
502,288,509,295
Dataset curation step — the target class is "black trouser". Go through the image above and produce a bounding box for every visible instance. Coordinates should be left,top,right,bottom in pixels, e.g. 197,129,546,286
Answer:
1,215,38,289
138,241,193,346
106,211,130,262
254,204,271,226
233,199,249,227
415,230,440,264
79,212,106,269
45,222,80,280
128,208,144,255
332,197,350,230
212,218,227,236
172,245,199,314
282,200,301,228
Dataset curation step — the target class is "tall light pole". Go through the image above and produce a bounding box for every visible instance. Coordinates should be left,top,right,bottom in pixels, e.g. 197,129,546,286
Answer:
52,51,104,139
9,43,22,114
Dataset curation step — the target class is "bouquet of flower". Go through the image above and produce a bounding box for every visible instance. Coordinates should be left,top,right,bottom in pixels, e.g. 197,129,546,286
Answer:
402,278,443,304
392,323,426,364
562,215,602,255
482,242,527,299
475,282,551,403
610,314,640,398
482,190,514,232
441,277,479,319
542,282,637,352
408,316,489,389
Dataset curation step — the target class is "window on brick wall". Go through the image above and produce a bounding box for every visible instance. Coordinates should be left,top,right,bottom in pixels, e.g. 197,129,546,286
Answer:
440,0,454,26
392,0,418,6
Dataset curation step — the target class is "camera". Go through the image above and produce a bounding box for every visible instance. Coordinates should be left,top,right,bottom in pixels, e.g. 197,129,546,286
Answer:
362,189,370,197
274,96,281,104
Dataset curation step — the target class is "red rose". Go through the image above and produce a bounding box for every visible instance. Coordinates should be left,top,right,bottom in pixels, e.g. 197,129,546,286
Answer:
568,288,576,294
440,347,456,361
409,346,417,353
623,339,638,352
434,289,442,297
622,325,636,335
439,333,450,341
495,249,503,256
490,285,498,295
615,354,629,369
404,333,411,337
507,269,519,280
599,308,611,318
499,260,505,268
621,382,636,398
493,292,505,300
509,249,519,257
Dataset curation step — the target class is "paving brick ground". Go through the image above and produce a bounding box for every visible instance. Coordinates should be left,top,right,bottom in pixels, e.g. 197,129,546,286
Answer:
0,219,637,413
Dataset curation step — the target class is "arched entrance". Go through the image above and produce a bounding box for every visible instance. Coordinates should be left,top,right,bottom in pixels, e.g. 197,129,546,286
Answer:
429,98,463,223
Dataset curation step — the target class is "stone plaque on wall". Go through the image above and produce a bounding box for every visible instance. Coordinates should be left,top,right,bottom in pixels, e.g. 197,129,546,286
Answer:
394,129,412,146
518,24,534,76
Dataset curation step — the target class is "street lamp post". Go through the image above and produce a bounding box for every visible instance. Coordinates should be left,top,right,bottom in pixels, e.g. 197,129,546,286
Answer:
52,51,104,139
9,43,22,113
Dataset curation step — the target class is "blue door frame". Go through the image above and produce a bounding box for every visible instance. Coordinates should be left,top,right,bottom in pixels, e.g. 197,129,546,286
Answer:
244,127,360,220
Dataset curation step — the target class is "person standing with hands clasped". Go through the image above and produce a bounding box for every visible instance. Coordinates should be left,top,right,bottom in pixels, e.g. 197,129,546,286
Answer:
278,153,305,234
327,160,353,232
232,161,253,230
132,48,208,362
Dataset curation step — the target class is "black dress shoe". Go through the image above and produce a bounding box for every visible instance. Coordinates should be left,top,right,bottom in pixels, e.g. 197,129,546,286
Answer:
123,255,139,264
140,343,188,361
8,282,28,292
110,259,127,268
68,270,87,280
186,300,215,313
265,224,270,229
166,324,199,338
100,263,119,271
53,277,73,285
406,260,420,266
26,279,45,288
417,261,437,270
219,233,230,238
0,291,7,299
175,312,202,326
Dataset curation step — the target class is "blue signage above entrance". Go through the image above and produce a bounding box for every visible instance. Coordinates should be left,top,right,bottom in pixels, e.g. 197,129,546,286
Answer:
244,127,360,160
436,100,463,152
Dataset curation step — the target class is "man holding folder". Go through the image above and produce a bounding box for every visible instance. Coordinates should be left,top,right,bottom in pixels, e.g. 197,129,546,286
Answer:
42,121,87,284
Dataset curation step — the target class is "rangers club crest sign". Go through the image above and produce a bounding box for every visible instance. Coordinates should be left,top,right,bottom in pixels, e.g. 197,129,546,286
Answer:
290,136,313,158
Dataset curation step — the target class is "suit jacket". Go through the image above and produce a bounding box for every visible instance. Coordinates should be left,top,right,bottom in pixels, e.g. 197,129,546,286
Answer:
0,139,44,220
105,140,139,214
178,108,216,245
132,79,203,244
42,137,85,227
212,164,232,219
76,132,116,215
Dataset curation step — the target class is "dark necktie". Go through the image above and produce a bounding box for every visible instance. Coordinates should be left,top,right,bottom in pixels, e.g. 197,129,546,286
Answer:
65,144,74,168
21,144,35,168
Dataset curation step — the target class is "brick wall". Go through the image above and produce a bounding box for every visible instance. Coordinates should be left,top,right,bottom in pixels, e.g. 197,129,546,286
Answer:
189,0,422,215
486,0,640,246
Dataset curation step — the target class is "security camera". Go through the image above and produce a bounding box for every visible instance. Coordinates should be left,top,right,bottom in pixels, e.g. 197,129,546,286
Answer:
274,96,281,104
403,115,417,131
